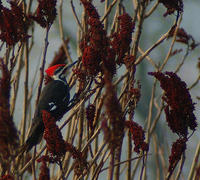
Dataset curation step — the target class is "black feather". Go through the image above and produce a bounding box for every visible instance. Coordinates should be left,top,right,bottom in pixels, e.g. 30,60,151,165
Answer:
23,80,70,152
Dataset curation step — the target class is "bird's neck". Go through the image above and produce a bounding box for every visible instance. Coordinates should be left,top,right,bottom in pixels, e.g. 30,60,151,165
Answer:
58,78,67,85
53,75,67,85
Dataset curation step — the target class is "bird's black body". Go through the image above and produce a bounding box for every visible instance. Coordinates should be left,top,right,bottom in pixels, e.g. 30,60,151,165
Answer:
20,61,78,153
25,80,70,152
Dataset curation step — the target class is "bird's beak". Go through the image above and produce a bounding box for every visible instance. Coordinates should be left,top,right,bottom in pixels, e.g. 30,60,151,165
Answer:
61,60,78,75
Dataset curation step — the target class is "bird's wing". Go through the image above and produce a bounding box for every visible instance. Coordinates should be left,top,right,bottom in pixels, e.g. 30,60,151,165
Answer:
36,80,70,114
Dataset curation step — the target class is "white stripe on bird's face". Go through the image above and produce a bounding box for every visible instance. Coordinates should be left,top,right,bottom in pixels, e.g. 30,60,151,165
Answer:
52,66,65,80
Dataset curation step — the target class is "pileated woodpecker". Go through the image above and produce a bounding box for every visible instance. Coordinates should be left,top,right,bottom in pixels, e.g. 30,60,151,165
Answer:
23,61,77,152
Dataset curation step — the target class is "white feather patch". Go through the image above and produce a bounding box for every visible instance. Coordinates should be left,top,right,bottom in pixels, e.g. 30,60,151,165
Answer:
49,102,57,111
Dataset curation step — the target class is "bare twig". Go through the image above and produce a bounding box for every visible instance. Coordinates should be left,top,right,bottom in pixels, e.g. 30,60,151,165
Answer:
70,0,84,32
59,0,73,63
101,0,118,23
144,0,159,18
10,47,24,116
175,153,185,180
134,28,172,66
159,15,182,71
35,27,50,106
188,143,200,180
21,42,29,145
132,0,146,60
126,132,132,180
101,155,144,173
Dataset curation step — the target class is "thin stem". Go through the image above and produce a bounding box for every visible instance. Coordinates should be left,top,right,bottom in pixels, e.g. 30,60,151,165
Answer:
132,0,146,58
114,145,123,180
108,150,115,180
144,0,159,18
77,142,107,179
21,41,29,145
35,27,50,106
77,104,84,150
189,74,200,90
10,47,24,116
138,47,159,70
175,153,185,180
92,152,109,180
153,135,160,180
135,27,172,65
159,15,182,71
19,146,46,175
70,0,84,32
141,79,157,180
103,0,109,31
101,155,144,173
150,100,164,136
126,131,132,180
59,0,73,63
101,0,118,23
188,143,200,180
131,156,142,179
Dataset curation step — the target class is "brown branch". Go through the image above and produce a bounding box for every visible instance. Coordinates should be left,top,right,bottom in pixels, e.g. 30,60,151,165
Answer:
35,27,50,106
59,0,73,63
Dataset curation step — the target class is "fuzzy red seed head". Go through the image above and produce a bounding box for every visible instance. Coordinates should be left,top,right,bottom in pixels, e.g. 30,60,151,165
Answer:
45,64,65,77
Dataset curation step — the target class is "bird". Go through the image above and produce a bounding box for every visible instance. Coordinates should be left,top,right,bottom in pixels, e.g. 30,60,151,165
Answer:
21,61,78,153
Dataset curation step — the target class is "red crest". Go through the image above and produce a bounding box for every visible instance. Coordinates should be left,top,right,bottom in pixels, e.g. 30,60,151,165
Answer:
45,64,66,76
